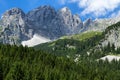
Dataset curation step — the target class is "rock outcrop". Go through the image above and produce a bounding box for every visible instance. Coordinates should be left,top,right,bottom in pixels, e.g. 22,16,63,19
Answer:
0,8,32,45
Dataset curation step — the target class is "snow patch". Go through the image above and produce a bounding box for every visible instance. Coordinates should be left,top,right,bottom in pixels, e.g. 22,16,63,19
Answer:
100,55,120,62
21,34,50,47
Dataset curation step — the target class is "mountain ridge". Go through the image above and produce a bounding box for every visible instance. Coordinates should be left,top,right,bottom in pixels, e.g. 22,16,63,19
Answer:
0,5,120,46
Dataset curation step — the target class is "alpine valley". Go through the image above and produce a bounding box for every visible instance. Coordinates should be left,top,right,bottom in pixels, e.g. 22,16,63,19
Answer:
1,5,120,80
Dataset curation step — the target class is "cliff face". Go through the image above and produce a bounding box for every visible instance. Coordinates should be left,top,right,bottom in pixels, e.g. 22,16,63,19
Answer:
0,8,32,45
26,6,82,39
26,6,64,39
58,7,83,35
101,22,120,48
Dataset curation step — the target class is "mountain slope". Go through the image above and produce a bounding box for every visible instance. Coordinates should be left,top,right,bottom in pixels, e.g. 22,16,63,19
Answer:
84,17,120,32
34,21,120,59
100,22,120,48
34,31,103,57
60,31,102,41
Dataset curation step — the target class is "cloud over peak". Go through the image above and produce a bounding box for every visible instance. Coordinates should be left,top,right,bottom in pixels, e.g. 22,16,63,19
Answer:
60,0,120,17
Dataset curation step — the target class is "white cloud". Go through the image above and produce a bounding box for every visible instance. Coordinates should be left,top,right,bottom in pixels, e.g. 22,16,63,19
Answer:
69,0,120,17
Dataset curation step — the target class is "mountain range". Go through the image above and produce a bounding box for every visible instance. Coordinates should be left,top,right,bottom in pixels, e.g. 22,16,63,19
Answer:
0,5,120,46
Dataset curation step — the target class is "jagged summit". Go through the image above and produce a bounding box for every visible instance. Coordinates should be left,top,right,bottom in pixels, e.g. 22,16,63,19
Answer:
60,7,71,13
58,7,72,17
3,7,25,17
83,18,93,27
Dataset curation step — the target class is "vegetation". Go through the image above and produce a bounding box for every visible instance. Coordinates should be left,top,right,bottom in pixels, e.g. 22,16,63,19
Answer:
34,31,103,57
104,21,120,34
0,44,120,80
61,31,102,41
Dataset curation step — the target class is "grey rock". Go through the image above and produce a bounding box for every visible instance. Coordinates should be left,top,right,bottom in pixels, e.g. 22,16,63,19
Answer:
26,5,64,39
0,8,31,45
84,17,120,32
101,28,120,48
58,7,83,35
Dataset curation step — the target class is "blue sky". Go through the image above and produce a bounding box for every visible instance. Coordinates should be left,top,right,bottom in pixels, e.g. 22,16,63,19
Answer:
0,0,120,21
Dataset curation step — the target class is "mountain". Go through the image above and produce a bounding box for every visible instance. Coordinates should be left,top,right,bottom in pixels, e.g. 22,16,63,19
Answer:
26,6,82,39
84,17,120,32
0,6,83,45
101,22,120,48
0,8,31,45
58,7,83,35
26,5,63,39
0,5,120,46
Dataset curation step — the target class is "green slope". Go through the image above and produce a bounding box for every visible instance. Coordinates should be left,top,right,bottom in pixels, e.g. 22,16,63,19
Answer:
34,31,103,57
61,31,102,41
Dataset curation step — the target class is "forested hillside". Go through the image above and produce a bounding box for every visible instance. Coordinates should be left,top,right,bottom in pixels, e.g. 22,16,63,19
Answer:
0,44,120,80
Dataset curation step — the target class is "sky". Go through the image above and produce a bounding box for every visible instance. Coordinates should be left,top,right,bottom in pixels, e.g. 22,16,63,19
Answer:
0,0,120,21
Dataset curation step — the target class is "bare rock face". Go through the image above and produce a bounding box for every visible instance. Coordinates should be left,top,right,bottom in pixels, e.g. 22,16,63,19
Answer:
0,8,32,45
82,18,93,32
26,6,83,39
58,7,83,35
26,5,64,39
84,17,120,32
102,27,120,48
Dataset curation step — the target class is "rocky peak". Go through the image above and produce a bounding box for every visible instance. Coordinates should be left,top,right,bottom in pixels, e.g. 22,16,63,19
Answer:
0,8,31,45
2,8,26,27
58,7,72,20
58,7,82,34
26,5,63,39
73,14,82,24
27,5,56,22
59,7,71,13
83,18,93,27
3,8,25,18
58,7,82,25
